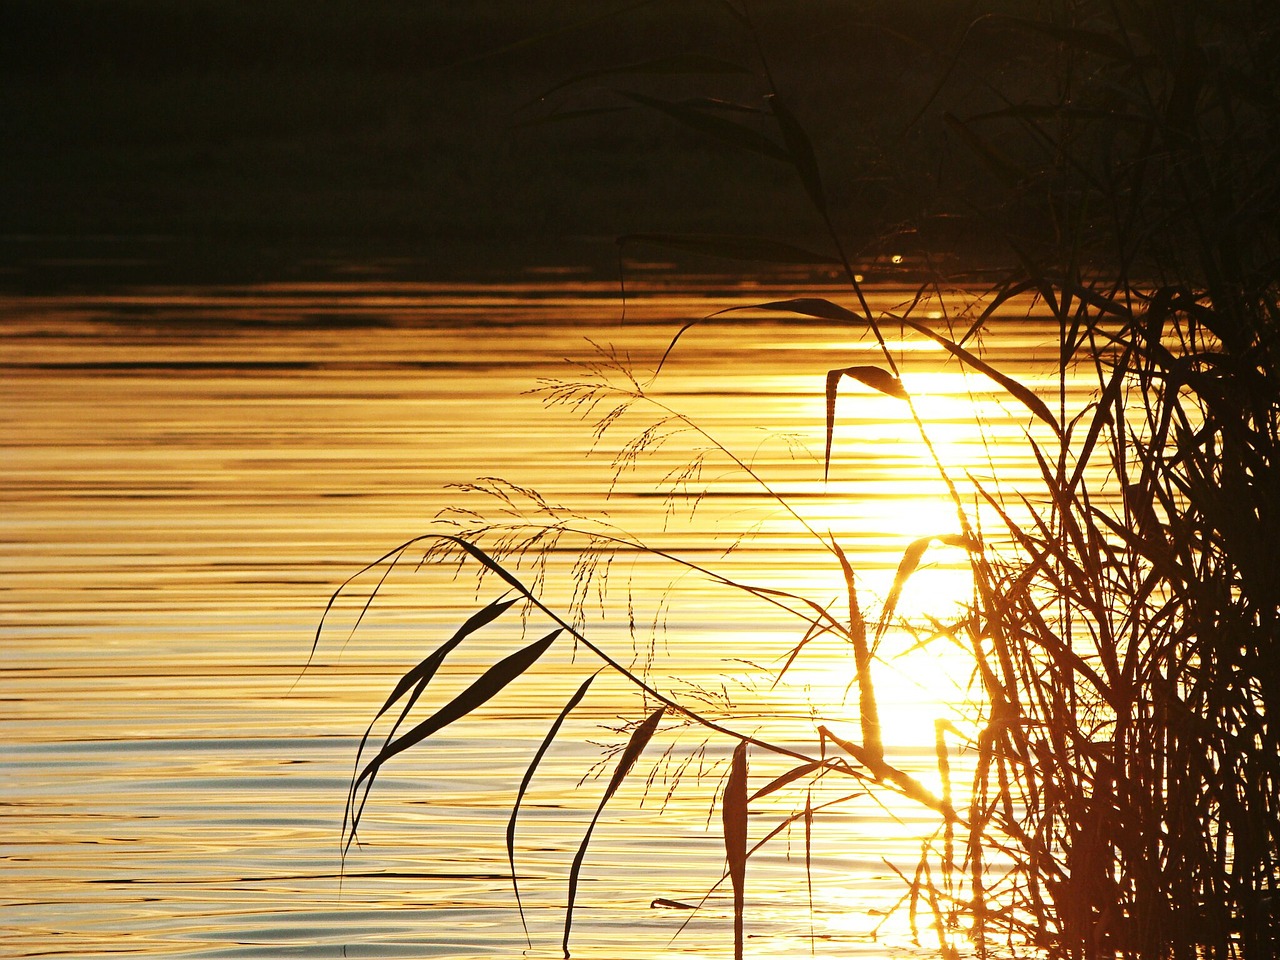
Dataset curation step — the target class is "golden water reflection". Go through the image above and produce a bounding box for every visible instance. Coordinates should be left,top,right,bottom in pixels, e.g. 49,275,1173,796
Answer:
3,282,1073,958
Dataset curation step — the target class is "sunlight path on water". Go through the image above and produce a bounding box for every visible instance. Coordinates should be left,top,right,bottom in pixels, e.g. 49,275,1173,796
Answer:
3,280,1074,958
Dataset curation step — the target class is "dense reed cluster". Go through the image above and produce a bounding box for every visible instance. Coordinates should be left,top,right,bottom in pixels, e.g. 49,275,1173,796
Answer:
315,2,1278,957
946,3,1279,955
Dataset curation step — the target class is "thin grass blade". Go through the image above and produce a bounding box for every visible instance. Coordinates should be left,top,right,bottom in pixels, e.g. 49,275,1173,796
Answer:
508,672,596,945
346,595,520,848
943,112,1025,186
960,276,1038,345
804,790,815,951
997,16,1132,62
563,705,665,957
771,601,840,690
748,760,823,803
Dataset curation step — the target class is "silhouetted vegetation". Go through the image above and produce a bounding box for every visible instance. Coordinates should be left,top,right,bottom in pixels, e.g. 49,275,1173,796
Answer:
308,2,1278,957
4,0,1050,284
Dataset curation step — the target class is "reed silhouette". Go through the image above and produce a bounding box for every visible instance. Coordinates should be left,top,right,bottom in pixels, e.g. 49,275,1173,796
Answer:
313,3,1279,957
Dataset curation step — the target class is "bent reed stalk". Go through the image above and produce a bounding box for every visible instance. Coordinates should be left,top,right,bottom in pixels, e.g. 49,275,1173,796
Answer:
309,2,1278,957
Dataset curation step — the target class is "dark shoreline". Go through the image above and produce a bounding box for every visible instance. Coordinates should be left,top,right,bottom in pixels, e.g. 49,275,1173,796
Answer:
3,1,1018,294
0,233,997,295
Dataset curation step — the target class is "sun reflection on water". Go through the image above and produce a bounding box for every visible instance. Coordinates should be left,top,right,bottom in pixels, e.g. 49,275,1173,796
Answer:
3,283,1067,959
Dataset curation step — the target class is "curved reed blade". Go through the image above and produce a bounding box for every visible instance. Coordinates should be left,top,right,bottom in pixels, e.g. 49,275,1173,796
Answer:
771,601,840,690
563,705,665,958
669,788,869,947
655,296,861,376
305,541,409,676
749,297,860,322
825,366,909,479
943,112,1024,187
748,760,822,802
507,672,597,945
723,741,749,960
831,538,881,762
876,536,935,648
376,597,519,726
828,365,909,401
896,316,1062,435
345,595,520,848
959,276,1038,345
804,791,814,950
346,629,562,855
818,725,957,821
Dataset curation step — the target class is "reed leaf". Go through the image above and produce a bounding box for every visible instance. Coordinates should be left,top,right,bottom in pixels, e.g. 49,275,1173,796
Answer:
896,316,1061,435
770,602,840,689
346,595,520,848
656,296,862,376
563,705,665,958
803,791,815,945
825,366,909,479
748,759,822,802
508,672,596,945
684,294,865,328
374,596,519,727
752,297,861,322
960,276,1039,345
348,629,561,852
723,741,748,960
831,538,881,762
819,725,956,821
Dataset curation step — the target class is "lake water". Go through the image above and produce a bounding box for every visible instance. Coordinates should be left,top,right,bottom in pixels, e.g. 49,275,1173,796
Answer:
3,280,1078,959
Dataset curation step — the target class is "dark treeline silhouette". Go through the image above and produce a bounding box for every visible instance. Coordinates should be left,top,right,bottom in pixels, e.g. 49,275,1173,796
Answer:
3,0,1037,285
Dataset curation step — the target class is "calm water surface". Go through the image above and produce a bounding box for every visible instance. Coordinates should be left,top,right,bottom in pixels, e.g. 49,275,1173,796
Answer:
3,281,1080,959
